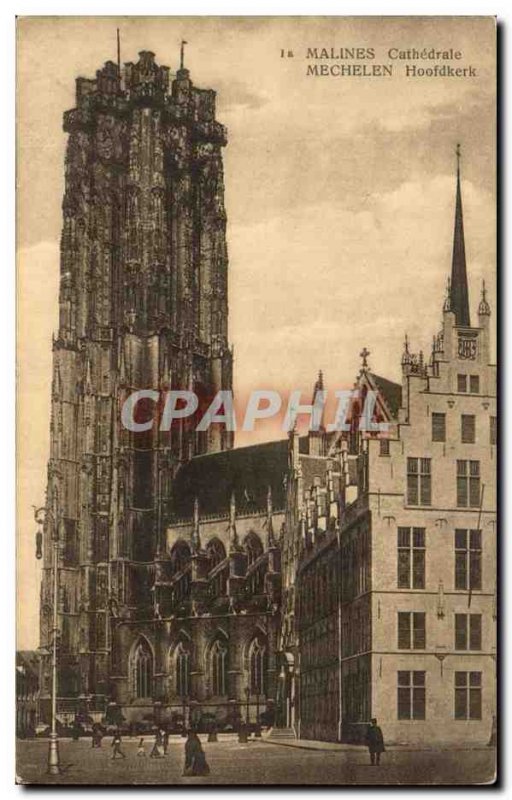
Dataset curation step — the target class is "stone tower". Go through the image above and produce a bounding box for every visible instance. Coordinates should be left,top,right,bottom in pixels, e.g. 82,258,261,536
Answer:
39,50,233,707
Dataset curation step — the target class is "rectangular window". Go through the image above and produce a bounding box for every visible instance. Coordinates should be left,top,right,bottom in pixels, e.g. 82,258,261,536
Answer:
398,612,426,649
455,529,482,590
397,527,425,589
461,415,476,444
380,438,390,456
455,614,482,650
457,374,467,393
490,416,497,445
397,671,426,720
470,375,480,394
407,458,431,506
432,412,446,442
457,460,481,507
455,672,482,720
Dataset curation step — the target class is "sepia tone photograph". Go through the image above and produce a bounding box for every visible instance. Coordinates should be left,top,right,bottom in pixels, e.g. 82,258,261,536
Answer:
16,15,497,785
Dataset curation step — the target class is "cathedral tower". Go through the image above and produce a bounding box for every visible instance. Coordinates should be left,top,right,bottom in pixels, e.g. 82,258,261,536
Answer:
39,49,233,706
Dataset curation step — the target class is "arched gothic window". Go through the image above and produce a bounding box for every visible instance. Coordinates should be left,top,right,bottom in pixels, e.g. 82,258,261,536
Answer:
206,538,226,569
244,532,263,566
249,638,267,695
175,641,191,698
132,639,153,699
170,541,191,574
207,539,227,598
211,638,228,696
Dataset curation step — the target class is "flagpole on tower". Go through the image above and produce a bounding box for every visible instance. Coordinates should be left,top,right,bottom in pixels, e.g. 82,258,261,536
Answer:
117,28,121,74
180,40,188,71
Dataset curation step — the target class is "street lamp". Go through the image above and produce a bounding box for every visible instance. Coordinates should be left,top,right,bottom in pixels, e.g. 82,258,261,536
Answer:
255,692,261,737
34,502,62,775
181,694,188,736
244,685,250,726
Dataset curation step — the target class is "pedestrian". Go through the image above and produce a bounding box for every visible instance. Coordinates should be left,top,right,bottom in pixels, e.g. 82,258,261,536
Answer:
137,737,146,757
163,729,169,755
111,730,126,760
183,729,210,776
91,726,103,748
150,729,164,758
366,718,385,766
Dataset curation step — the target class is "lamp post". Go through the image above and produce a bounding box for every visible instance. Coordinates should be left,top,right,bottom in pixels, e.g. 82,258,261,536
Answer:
255,692,261,737
181,694,188,736
34,503,62,775
244,686,250,726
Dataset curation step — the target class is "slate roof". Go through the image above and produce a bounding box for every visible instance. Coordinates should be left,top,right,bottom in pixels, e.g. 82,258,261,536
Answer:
171,439,290,519
368,372,402,420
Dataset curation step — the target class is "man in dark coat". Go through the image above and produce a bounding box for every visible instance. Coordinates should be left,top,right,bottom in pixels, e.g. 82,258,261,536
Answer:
183,731,210,776
366,718,385,765
111,731,126,760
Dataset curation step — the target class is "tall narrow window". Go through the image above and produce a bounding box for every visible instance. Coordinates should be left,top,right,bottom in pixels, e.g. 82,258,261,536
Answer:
175,642,190,697
490,416,497,445
397,671,426,720
380,438,390,456
454,614,482,650
398,612,426,649
132,640,153,699
457,374,467,393
455,672,482,719
432,413,446,443
461,415,476,444
249,639,267,695
397,527,425,589
455,529,482,590
457,460,481,507
211,639,228,696
407,458,431,506
469,375,480,394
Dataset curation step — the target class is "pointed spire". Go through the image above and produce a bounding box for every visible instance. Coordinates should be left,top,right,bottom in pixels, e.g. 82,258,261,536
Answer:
311,369,326,432
450,144,471,327
192,497,201,550
311,369,324,402
401,333,412,367
266,486,275,547
478,279,491,317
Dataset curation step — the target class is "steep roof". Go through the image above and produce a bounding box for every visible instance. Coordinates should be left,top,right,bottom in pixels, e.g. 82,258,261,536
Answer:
171,439,290,519
367,372,402,420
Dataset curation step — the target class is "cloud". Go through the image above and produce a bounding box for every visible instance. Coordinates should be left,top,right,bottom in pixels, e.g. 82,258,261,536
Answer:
217,79,270,113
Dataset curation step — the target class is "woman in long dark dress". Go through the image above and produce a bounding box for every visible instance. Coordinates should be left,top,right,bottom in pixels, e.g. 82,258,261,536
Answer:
183,731,210,776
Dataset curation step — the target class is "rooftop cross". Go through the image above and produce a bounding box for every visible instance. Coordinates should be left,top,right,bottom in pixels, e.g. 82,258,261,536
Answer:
360,347,371,371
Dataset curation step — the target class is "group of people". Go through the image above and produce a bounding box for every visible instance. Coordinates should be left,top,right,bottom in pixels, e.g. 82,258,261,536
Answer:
108,728,210,775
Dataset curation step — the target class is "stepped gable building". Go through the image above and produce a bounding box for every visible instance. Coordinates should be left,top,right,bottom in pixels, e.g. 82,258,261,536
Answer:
292,152,496,745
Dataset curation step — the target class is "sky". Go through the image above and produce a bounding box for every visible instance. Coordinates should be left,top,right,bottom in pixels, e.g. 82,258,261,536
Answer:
17,16,496,648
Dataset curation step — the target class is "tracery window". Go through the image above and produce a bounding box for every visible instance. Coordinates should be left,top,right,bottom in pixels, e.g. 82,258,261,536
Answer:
244,532,263,566
211,638,228,696
175,641,191,697
132,639,153,699
249,638,267,695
